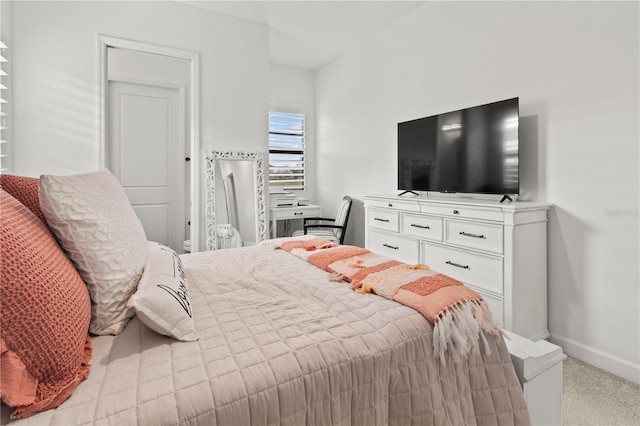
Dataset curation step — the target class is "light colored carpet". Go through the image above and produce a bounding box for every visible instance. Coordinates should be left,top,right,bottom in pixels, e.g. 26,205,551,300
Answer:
562,356,640,425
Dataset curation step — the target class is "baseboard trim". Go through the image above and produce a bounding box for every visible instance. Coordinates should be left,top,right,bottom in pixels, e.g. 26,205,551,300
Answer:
549,333,640,385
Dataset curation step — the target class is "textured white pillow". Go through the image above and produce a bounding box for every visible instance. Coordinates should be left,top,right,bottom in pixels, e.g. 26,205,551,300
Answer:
39,169,148,335
128,241,197,341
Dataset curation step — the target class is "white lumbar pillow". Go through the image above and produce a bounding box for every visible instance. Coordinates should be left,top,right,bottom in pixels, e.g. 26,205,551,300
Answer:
39,169,149,335
128,241,197,341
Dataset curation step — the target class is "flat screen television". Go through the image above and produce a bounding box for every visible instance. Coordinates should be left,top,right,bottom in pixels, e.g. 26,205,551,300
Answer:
397,97,519,196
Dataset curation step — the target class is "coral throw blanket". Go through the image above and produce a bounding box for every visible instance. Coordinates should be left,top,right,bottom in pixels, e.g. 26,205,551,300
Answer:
278,237,500,361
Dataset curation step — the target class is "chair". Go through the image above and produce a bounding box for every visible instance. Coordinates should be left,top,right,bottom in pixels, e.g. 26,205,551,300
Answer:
292,196,352,245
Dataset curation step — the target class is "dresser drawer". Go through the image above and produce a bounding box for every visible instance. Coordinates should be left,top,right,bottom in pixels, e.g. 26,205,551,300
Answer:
445,219,504,254
401,213,442,242
270,205,322,220
368,230,419,264
422,242,503,295
420,203,504,222
367,208,399,232
365,198,420,212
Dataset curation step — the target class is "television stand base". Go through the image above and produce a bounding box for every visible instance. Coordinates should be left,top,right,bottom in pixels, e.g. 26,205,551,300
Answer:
398,190,419,196
500,195,514,203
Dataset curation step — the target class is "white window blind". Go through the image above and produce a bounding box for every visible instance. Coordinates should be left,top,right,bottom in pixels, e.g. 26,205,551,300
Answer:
268,111,305,191
0,40,7,173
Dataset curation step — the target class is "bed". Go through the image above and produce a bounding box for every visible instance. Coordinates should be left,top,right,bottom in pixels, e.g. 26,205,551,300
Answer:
1,171,530,425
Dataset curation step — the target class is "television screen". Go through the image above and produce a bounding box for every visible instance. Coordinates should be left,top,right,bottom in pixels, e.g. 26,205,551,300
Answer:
397,98,519,195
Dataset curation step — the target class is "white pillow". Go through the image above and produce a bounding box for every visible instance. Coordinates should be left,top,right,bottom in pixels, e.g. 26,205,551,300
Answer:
39,169,149,335
128,241,197,341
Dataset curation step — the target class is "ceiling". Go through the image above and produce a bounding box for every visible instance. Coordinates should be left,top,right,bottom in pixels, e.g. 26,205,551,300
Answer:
182,1,425,70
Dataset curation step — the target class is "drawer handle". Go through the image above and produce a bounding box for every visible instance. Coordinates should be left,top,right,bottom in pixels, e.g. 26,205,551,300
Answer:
411,224,431,230
388,203,393,207
374,217,390,223
294,212,303,216
446,260,470,270
459,231,485,239
453,210,460,215
383,243,399,250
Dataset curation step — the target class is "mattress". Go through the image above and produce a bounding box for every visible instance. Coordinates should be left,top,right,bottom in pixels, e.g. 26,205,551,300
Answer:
4,244,530,425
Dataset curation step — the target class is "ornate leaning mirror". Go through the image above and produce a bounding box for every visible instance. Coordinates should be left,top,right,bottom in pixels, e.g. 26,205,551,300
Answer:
204,150,267,250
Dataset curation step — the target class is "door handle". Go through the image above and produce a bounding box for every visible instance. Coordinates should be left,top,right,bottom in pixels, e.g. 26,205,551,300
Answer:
459,231,485,239
411,224,430,230
446,260,470,270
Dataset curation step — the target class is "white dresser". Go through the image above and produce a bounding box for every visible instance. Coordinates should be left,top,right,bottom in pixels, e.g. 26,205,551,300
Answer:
364,195,550,341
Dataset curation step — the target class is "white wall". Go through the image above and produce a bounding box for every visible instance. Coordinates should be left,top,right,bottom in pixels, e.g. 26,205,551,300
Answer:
316,1,639,382
9,0,270,249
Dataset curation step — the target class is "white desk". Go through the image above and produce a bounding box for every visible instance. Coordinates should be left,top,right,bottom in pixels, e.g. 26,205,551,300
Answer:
270,204,322,238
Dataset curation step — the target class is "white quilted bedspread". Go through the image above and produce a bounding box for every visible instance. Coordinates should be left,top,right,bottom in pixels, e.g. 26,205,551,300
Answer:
5,245,530,425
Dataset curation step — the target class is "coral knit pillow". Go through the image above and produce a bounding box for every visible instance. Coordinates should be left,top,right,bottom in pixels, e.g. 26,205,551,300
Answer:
0,174,47,225
0,189,92,419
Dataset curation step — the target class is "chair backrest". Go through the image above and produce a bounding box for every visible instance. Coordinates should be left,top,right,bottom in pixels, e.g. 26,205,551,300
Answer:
333,196,353,244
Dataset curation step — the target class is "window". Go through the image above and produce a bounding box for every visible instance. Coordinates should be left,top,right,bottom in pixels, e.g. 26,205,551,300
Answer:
268,111,306,194
0,40,6,173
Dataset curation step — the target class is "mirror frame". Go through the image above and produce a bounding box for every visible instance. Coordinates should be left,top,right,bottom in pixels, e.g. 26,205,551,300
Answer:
204,149,267,250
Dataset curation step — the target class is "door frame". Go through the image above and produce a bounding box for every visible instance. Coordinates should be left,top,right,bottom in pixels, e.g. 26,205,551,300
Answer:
98,35,201,252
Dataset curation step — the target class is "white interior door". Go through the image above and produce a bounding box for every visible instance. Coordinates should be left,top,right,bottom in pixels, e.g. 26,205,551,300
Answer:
109,82,184,251
106,47,190,253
